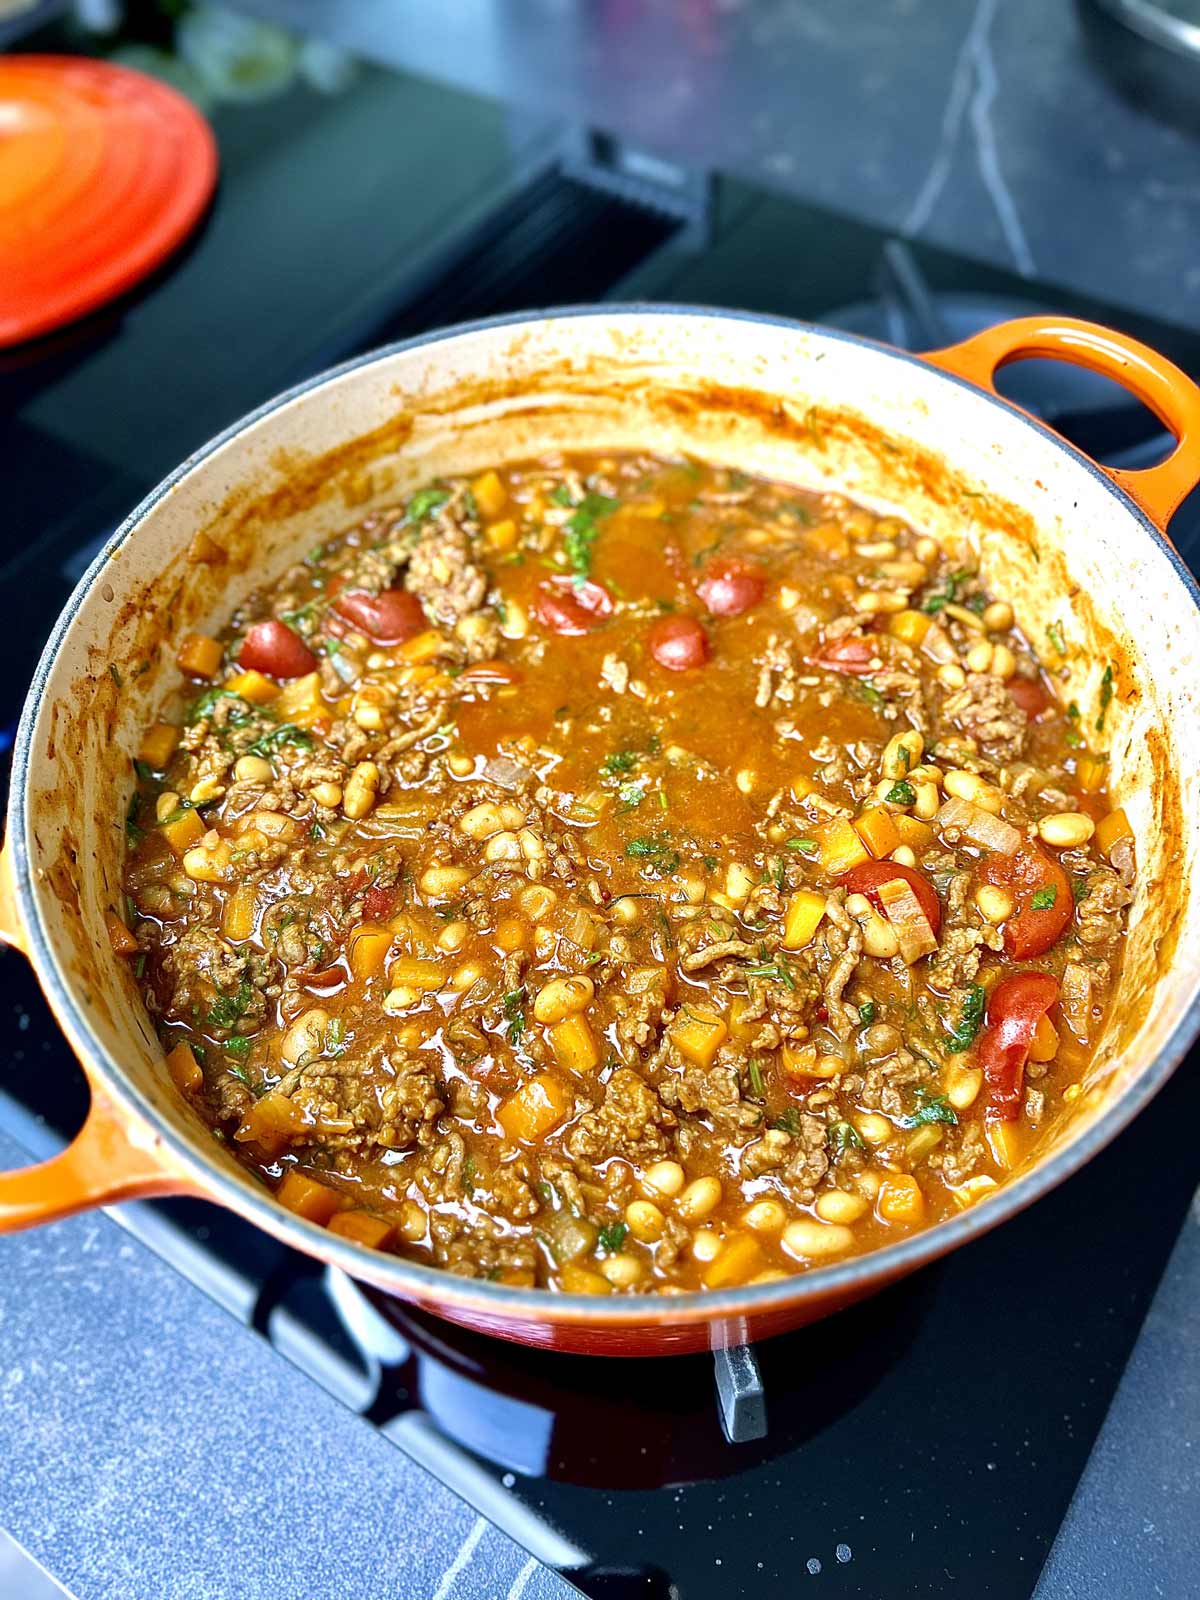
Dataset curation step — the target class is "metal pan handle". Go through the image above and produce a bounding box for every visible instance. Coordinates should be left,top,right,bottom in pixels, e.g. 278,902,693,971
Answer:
922,315,1200,535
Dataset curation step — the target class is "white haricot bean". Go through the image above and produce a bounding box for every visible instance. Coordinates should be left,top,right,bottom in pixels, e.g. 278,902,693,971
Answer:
533,974,594,1023
936,663,967,690
735,768,756,795
1038,811,1095,847
983,600,1014,632
989,643,1016,680
941,601,985,632
881,729,925,781
781,1219,855,1261
725,862,755,904
625,1200,665,1241
182,838,231,882
280,1007,330,1066
519,884,557,920
234,755,273,784
913,781,940,820
854,590,907,614
436,920,469,952
943,768,1004,813
915,536,939,564
946,1063,983,1110
342,761,381,820
890,845,917,868
847,894,899,959
691,1229,723,1263
641,1160,685,1199
742,1199,787,1233
854,1112,892,1145
676,1175,723,1222
156,791,181,822
483,830,522,863
310,782,343,809
966,639,994,674
447,753,475,778
975,885,1014,923
458,800,526,840
815,1190,869,1225
600,1253,644,1287
420,864,473,898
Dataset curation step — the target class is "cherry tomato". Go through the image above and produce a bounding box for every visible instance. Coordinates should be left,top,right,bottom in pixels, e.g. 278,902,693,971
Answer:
978,847,1071,958
239,620,318,680
333,587,426,645
696,557,766,618
842,860,942,934
978,971,1059,1123
1007,676,1051,720
534,578,614,636
647,614,711,671
363,883,399,921
812,634,878,675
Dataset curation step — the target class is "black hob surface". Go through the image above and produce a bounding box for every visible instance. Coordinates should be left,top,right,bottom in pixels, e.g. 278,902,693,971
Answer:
3,15,1199,1600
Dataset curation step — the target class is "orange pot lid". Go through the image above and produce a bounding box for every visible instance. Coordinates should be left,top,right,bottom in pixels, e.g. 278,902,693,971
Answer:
0,55,218,347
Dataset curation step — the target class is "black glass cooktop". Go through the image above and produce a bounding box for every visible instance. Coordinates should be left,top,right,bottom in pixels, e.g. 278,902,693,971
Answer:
2,15,1199,1600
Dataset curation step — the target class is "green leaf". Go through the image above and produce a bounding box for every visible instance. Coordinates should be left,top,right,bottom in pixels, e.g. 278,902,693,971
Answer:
207,980,253,1031
1031,885,1057,911
858,1001,876,1026
1096,664,1115,733
1072,876,1090,903
108,663,124,688
155,799,195,829
742,958,796,992
561,492,620,581
883,779,916,806
1047,622,1066,655
502,986,527,1045
771,1107,803,1134
602,749,638,777
625,832,680,875
747,1058,765,1098
245,723,313,758
598,1221,627,1253
921,568,974,615
786,837,818,855
945,983,986,1053
125,794,144,848
223,1035,254,1057
827,1120,864,1157
898,1086,958,1129
407,486,450,522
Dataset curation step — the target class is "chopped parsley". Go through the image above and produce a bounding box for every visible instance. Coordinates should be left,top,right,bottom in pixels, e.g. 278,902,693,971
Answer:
883,779,916,806
502,986,527,1045
155,799,195,828
326,1017,348,1056
602,749,639,777
770,1107,803,1135
786,837,818,855
1047,621,1066,655
1031,885,1058,911
407,486,450,522
921,568,973,614
1072,876,1091,902
858,1001,877,1026
617,781,646,811
223,1035,254,1058
560,491,620,581
828,1120,865,1158
898,1086,958,1129
598,1221,628,1253
742,957,796,992
207,980,253,1031
747,1058,765,1098
187,686,252,726
945,983,986,1053
625,832,680,876
1096,664,1115,733
245,723,313,758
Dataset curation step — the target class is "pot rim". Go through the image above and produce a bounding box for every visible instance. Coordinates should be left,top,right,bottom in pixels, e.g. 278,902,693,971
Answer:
13,302,1200,1329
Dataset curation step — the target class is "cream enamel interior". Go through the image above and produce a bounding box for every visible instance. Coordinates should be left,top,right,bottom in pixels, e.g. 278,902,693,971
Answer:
15,310,1199,1294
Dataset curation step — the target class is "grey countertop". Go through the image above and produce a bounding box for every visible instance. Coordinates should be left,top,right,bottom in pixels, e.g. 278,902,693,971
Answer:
237,0,1200,329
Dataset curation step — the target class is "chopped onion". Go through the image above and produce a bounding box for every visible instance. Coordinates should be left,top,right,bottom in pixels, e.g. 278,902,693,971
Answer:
482,755,532,790
876,877,938,965
920,623,958,665
936,795,1021,855
1059,961,1094,1041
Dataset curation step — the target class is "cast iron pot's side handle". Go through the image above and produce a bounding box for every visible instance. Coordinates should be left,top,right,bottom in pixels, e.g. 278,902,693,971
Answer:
922,315,1200,535
0,846,195,1229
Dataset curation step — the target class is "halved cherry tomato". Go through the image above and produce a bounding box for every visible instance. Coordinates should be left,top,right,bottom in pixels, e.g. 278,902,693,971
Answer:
333,587,426,644
978,847,1071,958
812,634,878,675
647,614,710,671
978,971,1059,1123
239,620,318,679
1007,676,1051,720
696,557,766,618
843,860,942,934
534,578,614,636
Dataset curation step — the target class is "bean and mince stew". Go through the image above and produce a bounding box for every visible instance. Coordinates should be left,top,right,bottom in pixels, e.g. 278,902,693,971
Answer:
119,455,1135,1293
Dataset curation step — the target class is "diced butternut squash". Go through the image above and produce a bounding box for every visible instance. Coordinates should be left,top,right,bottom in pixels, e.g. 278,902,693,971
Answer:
878,1173,926,1225
547,1013,600,1074
176,633,223,679
137,722,180,770
327,1209,396,1250
888,608,932,646
790,774,818,802
497,1267,537,1287
224,669,280,705
1029,1012,1059,1062
472,468,507,519
399,629,447,664
485,518,518,552
221,882,258,943
805,523,850,559
781,889,827,950
276,1169,342,1224
497,1072,573,1143
668,1007,727,1069
816,816,870,876
160,808,205,856
702,1232,765,1290
985,1120,1021,1170
165,1041,202,1095
106,911,139,956
1075,752,1107,794
781,1042,818,1078
893,813,934,851
1096,807,1132,857
274,671,324,727
727,993,757,1040
853,807,900,859
349,924,393,980
558,1262,613,1295
235,1091,310,1156
388,956,445,990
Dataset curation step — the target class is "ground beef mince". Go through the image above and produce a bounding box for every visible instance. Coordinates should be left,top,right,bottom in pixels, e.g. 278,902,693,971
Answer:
120,454,1135,1293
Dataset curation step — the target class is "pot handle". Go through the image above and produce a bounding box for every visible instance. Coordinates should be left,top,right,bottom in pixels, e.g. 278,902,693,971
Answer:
0,845,197,1229
921,315,1200,534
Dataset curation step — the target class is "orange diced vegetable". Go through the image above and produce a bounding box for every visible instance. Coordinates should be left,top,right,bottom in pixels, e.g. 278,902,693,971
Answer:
558,1262,613,1295
805,523,850,559
327,1209,395,1250
165,1041,202,1095
235,1091,309,1156
485,518,518,552
894,813,934,851
399,630,447,664
816,817,871,876
1076,752,1107,794
727,994,757,1040
388,956,445,990
176,633,223,679
781,1043,818,1078
497,1267,537,1287
274,671,325,726
160,808,205,856
853,806,900,859
1096,807,1132,856
225,669,280,705
497,1073,573,1143
781,889,826,950
137,722,179,770
878,1173,926,1224
221,882,257,942
349,924,393,980
106,911,139,956
472,469,507,519
790,774,817,802
986,1120,1020,1170
702,1232,765,1290
888,608,932,647
547,1014,600,1073
668,1007,727,1069
276,1169,342,1224
1028,1012,1059,1062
